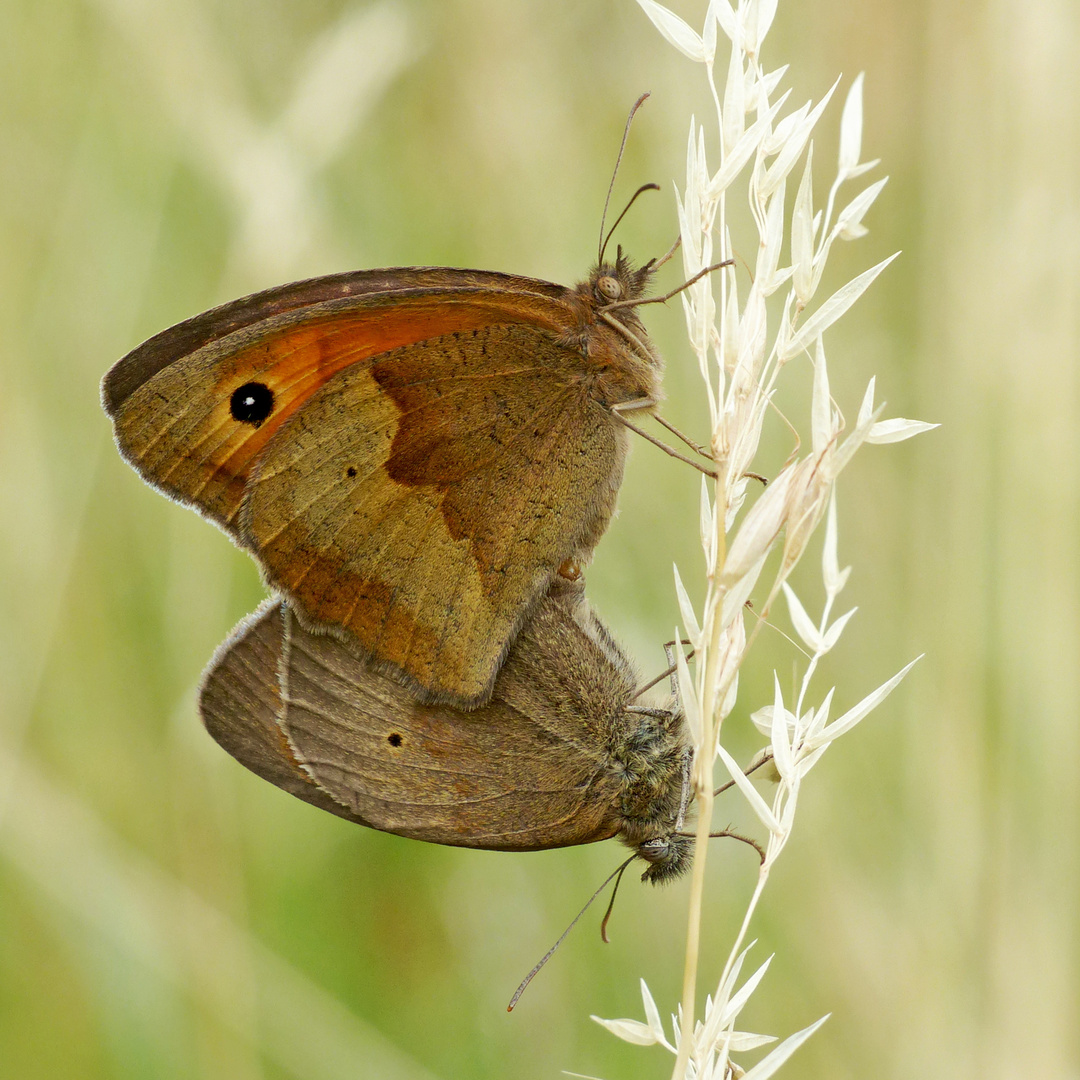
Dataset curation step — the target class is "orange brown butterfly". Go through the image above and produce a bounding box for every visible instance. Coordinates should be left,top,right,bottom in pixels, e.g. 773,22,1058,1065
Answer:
102,94,730,709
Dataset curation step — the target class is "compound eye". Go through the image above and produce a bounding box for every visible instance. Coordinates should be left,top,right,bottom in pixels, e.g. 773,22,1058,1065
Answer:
596,275,622,300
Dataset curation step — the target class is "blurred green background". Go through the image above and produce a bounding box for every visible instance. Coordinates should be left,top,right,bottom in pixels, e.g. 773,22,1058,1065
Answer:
1,1,1077,1077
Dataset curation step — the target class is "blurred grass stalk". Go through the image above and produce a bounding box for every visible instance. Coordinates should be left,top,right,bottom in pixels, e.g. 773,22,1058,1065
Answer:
594,3,933,1077
0,733,441,1080
89,0,414,284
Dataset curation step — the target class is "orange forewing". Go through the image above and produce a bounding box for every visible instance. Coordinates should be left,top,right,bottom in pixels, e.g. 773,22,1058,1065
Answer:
102,267,571,411
108,291,571,533
104,260,660,706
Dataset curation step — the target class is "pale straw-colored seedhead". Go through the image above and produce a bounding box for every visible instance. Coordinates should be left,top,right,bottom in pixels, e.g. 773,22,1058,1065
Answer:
592,2,937,1078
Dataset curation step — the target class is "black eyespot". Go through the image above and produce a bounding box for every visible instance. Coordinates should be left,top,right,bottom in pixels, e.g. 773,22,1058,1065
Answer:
387,733,403,747
346,466,357,478
230,382,274,426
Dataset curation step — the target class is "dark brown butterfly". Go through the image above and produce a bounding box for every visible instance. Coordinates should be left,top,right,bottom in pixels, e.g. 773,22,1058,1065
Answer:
199,576,694,883
103,256,663,709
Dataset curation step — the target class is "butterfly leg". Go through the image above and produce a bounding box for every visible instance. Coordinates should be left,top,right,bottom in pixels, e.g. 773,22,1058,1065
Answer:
712,749,776,797
634,411,770,484
609,402,718,479
708,828,766,864
663,640,681,707
611,400,771,487
652,413,714,460
631,638,694,700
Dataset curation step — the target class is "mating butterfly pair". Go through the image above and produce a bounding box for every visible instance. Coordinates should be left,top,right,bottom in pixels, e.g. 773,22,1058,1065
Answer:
103,255,695,881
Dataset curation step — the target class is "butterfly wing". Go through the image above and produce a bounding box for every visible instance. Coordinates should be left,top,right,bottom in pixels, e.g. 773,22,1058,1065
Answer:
201,590,687,860
243,321,625,705
105,270,638,706
198,599,364,824
102,267,568,418
104,275,577,536
278,595,627,851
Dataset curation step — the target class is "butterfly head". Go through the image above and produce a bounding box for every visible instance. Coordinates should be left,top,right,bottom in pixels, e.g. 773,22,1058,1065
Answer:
633,833,694,884
590,246,656,308
575,246,662,383
613,704,696,884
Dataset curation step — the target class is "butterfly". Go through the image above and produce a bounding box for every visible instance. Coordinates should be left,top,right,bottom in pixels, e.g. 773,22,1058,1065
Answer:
103,254,664,709
199,575,694,884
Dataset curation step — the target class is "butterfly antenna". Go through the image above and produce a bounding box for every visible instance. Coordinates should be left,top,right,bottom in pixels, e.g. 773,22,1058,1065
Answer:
599,183,661,267
599,858,634,943
507,855,637,1011
597,92,651,265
